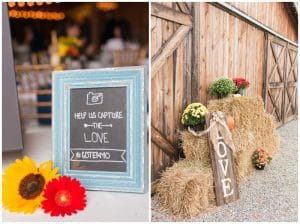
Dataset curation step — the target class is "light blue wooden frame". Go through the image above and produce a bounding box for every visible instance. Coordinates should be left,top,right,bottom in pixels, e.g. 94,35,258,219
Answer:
52,66,147,193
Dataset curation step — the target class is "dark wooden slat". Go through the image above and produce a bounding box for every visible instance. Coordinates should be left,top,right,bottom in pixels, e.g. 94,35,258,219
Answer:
151,3,192,26
151,126,177,158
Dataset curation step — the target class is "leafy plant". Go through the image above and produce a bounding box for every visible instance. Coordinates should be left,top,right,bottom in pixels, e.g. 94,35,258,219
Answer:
251,148,272,169
209,78,237,99
181,103,208,131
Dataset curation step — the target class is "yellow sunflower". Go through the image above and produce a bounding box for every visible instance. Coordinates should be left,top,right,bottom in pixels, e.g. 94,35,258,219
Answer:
2,156,59,214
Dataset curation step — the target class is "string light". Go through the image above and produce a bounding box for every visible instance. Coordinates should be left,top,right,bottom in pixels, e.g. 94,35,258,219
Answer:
96,2,119,12
27,2,35,7
8,2,16,8
9,10,65,21
17,2,26,7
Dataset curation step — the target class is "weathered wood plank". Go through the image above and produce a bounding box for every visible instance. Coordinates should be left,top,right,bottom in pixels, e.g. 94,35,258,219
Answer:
191,2,201,102
151,15,163,182
206,112,239,206
174,41,184,142
176,2,190,14
162,6,174,167
151,126,178,158
151,3,192,26
198,3,207,104
152,25,191,77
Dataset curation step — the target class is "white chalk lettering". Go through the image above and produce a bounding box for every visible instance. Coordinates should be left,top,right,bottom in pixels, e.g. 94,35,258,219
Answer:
81,151,111,160
221,178,234,197
88,112,97,119
84,132,109,143
97,111,123,119
217,141,227,158
74,112,86,120
218,159,229,176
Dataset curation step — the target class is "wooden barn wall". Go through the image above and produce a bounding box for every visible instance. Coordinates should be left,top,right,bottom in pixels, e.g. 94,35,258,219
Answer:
230,2,298,43
196,3,265,104
151,2,297,181
151,2,192,180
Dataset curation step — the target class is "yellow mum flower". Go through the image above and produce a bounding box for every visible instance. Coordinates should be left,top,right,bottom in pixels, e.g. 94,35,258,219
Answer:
181,102,209,125
2,156,59,214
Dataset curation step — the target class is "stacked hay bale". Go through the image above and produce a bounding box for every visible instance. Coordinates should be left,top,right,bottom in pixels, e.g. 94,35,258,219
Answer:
155,96,279,218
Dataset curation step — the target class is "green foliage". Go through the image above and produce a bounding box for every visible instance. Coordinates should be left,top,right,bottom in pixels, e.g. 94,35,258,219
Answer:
209,78,238,98
181,103,208,128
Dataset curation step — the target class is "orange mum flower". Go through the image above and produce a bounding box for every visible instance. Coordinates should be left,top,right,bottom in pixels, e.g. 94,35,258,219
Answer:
41,176,86,216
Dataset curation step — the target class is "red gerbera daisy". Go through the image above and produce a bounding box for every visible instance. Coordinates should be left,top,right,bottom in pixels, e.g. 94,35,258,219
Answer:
41,176,86,217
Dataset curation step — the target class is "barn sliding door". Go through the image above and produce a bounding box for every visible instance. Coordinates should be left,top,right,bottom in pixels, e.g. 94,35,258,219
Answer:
264,35,298,126
151,2,193,181
284,44,298,123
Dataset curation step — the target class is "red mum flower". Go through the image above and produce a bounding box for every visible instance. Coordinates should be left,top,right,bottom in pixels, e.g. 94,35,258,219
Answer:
41,176,86,217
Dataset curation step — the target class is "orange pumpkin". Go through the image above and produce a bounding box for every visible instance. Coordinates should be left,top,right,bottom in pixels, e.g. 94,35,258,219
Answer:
226,115,234,130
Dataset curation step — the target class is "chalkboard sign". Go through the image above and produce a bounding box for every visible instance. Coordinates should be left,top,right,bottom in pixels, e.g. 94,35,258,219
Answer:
70,87,127,172
53,67,147,193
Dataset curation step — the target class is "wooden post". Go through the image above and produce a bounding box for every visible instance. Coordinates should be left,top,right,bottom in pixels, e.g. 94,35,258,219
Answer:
206,112,239,206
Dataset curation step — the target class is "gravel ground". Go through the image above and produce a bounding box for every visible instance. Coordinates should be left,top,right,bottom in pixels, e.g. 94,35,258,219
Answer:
152,120,298,222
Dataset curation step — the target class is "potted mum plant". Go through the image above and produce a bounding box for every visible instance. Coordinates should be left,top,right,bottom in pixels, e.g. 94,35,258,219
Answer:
232,77,250,96
181,103,208,132
209,78,237,99
251,148,272,170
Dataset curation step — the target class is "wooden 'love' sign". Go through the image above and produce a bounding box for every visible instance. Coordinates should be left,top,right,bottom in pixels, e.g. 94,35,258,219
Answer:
53,66,147,193
206,111,239,206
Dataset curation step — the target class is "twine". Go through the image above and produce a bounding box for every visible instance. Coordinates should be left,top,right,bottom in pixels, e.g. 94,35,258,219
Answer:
188,111,235,151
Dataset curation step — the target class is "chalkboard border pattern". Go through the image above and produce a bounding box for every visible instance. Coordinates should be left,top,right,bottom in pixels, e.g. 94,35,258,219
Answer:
53,66,147,193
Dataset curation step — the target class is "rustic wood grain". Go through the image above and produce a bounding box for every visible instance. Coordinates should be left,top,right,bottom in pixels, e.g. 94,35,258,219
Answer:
265,35,287,126
206,112,239,206
191,3,201,102
151,3,193,181
152,2,192,26
151,2,297,181
176,2,190,14
232,2,297,42
162,3,174,167
151,126,178,158
152,25,191,76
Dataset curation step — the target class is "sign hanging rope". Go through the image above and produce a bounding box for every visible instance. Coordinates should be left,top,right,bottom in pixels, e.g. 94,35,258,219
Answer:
188,111,235,152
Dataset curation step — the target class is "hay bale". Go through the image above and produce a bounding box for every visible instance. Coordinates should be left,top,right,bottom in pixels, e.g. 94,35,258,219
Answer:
180,132,210,166
155,96,280,218
208,96,279,179
181,96,279,180
155,160,215,218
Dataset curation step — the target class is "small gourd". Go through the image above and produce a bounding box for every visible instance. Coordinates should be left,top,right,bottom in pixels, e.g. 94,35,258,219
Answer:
226,115,234,131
